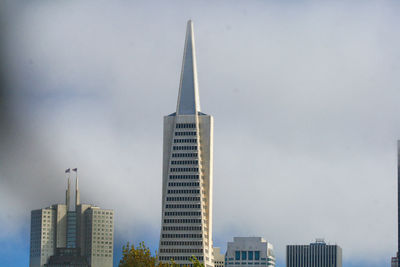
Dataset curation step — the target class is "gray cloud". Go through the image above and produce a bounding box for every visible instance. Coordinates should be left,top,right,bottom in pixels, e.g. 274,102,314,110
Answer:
1,0,400,265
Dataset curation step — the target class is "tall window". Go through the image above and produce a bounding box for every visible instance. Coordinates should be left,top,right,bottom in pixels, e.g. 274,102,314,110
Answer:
248,251,253,260
255,251,260,260
66,211,77,248
235,251,240,260
242,251,247,260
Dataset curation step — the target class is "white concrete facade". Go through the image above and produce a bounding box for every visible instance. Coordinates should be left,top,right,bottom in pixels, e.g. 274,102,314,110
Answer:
225,237,276,267
158,20,214,267
30,207,59,267
85,208,114,267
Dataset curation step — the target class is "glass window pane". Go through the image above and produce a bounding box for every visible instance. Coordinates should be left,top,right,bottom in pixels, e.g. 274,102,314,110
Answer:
255,251,260,260
248,251,253,260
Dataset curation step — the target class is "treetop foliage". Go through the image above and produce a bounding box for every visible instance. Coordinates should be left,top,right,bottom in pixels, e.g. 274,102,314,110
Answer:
119,241,204,267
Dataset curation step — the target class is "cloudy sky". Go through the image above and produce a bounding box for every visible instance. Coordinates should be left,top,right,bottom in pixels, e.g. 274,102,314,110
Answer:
1,0,400,266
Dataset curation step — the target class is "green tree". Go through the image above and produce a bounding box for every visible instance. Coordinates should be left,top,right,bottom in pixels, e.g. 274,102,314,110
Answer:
189,256,205,267
119,241,205,267
119,242,157,267
118,242,177,267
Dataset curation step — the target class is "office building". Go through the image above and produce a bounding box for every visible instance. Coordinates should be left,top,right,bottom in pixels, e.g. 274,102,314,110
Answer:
393,257,400,267
213,247,224,267
158,20,214,267
225,237,276,267
30,169,114,267
392,141,400,267
286,239,342,267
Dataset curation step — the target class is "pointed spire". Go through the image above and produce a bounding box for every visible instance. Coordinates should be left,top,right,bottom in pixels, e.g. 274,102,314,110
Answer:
176,20,201,115
66,177,71,211
74,168,80,206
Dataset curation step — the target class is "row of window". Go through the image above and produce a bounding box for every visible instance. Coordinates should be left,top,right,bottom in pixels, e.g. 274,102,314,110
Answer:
160,241,202,246
225,262,268,265
166,196,200,202
93,245,113,249
174,139,197,144
171,160,198,165
164,211,201,216
175,131,197,136
93,211,113,215
168,182,199,187
93,237,113,241
176,123,196,129
170,167,199,172
161,234,202,239
159,256,204,262
235,251,261,261
172,153,198,158
93,231,112,235
160,248,203,253
94,224,113,228
94,219,113,223
163,218,202,224
169,175,199,180
165,204,201,209
92,249,112,253
94,241,113,245
173,146,197,151
167,189,200,194
162,226,202,231
93,253,112,257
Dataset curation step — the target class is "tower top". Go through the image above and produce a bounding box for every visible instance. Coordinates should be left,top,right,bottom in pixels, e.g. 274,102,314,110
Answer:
176,20,201,115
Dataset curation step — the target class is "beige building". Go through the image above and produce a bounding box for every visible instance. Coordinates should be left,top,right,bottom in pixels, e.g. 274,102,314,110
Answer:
213,247,225,267
158,20,214,267
29,169,114,267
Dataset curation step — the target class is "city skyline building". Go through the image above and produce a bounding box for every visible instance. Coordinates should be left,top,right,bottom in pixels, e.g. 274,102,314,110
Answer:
29,169,114,267
286,239,342,267
213,247,224,267
224,237,276,267
392,141,400,267
158,20,214,267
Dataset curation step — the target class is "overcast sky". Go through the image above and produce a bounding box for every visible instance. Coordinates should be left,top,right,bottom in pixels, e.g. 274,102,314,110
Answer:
1,0,400,266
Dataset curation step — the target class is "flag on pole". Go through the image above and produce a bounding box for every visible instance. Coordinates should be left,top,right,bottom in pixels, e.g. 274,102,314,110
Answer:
72,168,78,172
65,168,71,173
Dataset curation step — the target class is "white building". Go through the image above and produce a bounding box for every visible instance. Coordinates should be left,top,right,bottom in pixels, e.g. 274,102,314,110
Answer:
158,20,214,267
29,170,114,267
213,247,225,267
225,237,276,267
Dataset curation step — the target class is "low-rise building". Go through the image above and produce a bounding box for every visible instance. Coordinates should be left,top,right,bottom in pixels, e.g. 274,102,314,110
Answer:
225,237,275,267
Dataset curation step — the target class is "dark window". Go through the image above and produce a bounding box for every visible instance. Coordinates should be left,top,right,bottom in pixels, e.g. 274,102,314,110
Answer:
235,251,240,260
248,251,253,260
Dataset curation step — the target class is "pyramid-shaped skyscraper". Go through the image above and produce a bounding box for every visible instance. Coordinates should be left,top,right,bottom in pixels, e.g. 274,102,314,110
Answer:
158,20,214,267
